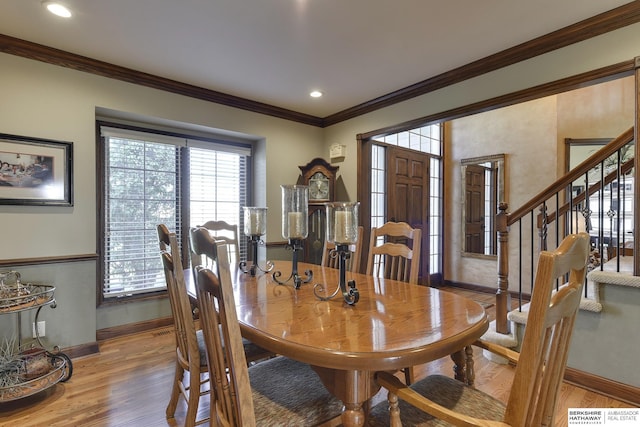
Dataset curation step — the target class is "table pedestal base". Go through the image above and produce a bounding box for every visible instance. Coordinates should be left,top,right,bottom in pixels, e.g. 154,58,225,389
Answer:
311,346,475,426
312,367,380,427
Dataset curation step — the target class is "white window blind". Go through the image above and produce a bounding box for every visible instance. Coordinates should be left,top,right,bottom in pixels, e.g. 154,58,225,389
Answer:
189,147,249,264
100,125,251,299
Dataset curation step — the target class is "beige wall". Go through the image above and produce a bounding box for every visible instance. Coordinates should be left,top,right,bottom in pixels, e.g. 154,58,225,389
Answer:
556,77,636,176
446,96,558,289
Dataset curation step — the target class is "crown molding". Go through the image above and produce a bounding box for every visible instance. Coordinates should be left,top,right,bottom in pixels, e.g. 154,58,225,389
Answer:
358,59,635,141
2,1,640,128
323,1,640,126
0,34,324,127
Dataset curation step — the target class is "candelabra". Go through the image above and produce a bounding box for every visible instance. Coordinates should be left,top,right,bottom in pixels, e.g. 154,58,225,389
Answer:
273,185,313,289
273,238,313,289
239,207,273,276
313,202,360,305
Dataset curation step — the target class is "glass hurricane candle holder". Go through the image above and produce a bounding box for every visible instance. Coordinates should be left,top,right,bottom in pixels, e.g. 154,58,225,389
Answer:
240,207,273,276
314,201,360,305
280,185,309,240
326,201,359,244
243,206,267,236
273,185,312,288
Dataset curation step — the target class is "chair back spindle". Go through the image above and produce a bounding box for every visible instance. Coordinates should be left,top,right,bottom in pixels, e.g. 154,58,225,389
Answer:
321,225,364,273
366,221,421,285
198,220,241,267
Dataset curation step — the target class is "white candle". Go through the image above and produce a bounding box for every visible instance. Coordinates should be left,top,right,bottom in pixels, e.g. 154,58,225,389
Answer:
248,211,260,235
288,212,304,238
334,211,352,243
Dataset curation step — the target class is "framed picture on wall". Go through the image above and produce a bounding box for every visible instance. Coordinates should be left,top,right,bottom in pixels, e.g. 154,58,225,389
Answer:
0,133,73,206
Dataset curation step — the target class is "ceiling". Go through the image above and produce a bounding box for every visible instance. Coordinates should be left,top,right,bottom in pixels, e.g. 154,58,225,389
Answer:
0,0,634,118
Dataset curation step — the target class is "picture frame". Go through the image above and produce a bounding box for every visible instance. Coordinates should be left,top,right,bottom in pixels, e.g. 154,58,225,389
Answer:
0,133,73,206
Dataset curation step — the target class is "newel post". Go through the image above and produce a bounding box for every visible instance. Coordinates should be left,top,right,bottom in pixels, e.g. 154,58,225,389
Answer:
496,202,511,334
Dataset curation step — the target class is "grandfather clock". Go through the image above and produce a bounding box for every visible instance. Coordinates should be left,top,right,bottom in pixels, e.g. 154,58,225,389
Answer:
298,158,338,264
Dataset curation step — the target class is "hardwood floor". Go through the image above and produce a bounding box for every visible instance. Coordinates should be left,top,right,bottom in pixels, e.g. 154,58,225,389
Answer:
0,326,194,427
0,287,631,427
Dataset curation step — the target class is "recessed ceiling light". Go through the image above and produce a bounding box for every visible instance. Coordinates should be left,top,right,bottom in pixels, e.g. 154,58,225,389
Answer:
42,1,72,18
310,90,323,98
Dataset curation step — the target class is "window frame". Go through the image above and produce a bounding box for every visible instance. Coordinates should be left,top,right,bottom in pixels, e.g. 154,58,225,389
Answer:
96,120,252,305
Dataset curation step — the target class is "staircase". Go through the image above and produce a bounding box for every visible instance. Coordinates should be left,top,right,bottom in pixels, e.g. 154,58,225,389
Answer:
483,126,638,365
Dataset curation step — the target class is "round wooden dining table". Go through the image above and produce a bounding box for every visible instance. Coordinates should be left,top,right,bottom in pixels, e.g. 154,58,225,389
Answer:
189,260,489,427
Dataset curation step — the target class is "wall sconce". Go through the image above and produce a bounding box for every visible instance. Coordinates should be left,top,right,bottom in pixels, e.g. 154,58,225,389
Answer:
329,144,346,160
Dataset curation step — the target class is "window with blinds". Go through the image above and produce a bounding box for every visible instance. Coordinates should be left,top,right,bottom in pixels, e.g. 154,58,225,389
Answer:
99,124,251,300
189,147,248,264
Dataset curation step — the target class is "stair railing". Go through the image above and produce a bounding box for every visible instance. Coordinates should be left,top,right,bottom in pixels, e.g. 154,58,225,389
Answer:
495,126,635,334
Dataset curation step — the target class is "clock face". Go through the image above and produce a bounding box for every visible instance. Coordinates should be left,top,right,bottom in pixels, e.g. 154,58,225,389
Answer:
309,172,330,200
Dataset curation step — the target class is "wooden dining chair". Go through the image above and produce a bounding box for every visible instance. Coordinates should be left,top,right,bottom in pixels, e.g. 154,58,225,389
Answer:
369,232,591,427
198,220,241,267
366,221,422,285
366,221,422,384
321,225,364,273
194,241,344,426
188,226,275,364
157,224,209,427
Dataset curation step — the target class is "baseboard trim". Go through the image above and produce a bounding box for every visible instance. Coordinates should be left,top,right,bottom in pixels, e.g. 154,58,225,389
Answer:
59,317,174,359
62,341,100,359
564,367,640,407
96,316,174,341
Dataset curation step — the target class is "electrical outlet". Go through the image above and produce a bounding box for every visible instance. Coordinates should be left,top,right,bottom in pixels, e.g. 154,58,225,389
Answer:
32,321,46,338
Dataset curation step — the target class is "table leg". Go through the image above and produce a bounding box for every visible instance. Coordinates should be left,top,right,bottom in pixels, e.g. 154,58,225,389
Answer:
450,345,475,385
451,349,466,383
311,367,379,427
465,345,475,386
